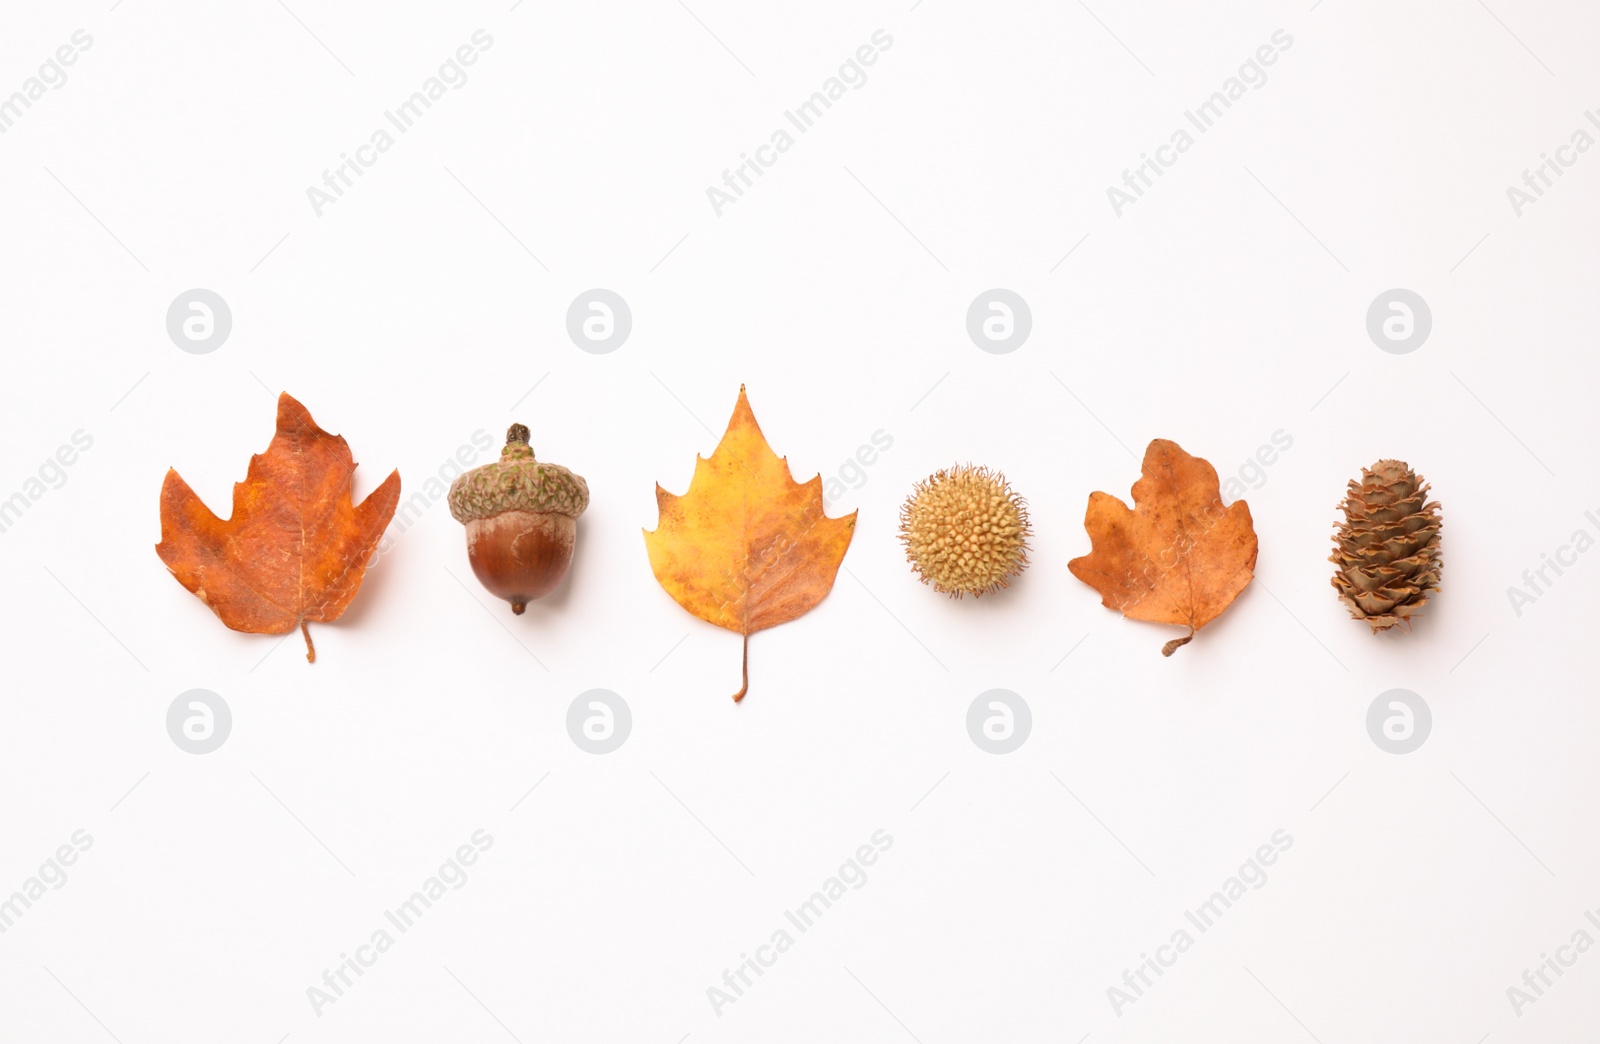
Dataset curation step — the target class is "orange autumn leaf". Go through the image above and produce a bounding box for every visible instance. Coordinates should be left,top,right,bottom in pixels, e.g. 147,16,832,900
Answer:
1068,439,1257,656
155,392,400,662
644,386,857,701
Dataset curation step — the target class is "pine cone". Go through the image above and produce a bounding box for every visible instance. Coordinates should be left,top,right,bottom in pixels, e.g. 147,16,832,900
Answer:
1330,460,1441,632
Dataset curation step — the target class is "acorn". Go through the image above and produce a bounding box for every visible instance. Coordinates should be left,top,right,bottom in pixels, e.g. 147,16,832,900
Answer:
448,424,588,614
898,464,1030,597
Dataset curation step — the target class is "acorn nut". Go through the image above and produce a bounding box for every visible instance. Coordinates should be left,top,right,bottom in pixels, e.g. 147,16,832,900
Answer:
447,424,588,614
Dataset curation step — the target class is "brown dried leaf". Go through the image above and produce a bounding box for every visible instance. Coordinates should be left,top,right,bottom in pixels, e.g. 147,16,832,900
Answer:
155,393,400,662
1068,439,1257,655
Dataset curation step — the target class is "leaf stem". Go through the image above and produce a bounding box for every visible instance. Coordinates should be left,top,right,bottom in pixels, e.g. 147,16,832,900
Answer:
1161,627,1194,657
731,632,748,702
301,620,316,663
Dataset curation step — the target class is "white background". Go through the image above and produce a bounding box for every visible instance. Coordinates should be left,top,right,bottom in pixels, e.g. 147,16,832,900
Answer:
2,0,1598,1040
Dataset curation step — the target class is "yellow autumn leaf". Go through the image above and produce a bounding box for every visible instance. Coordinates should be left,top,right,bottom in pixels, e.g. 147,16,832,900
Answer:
644,386,857,701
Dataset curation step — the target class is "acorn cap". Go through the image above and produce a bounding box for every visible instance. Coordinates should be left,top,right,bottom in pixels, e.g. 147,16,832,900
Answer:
448,424,589,523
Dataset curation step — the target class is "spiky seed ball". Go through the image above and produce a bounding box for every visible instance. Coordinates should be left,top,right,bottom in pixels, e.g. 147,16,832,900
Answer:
898,464,1030,598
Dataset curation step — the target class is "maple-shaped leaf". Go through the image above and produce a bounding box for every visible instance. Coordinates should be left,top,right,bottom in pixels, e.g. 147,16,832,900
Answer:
1068,439,1257,656
644,386,857,701
156,392,400,662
